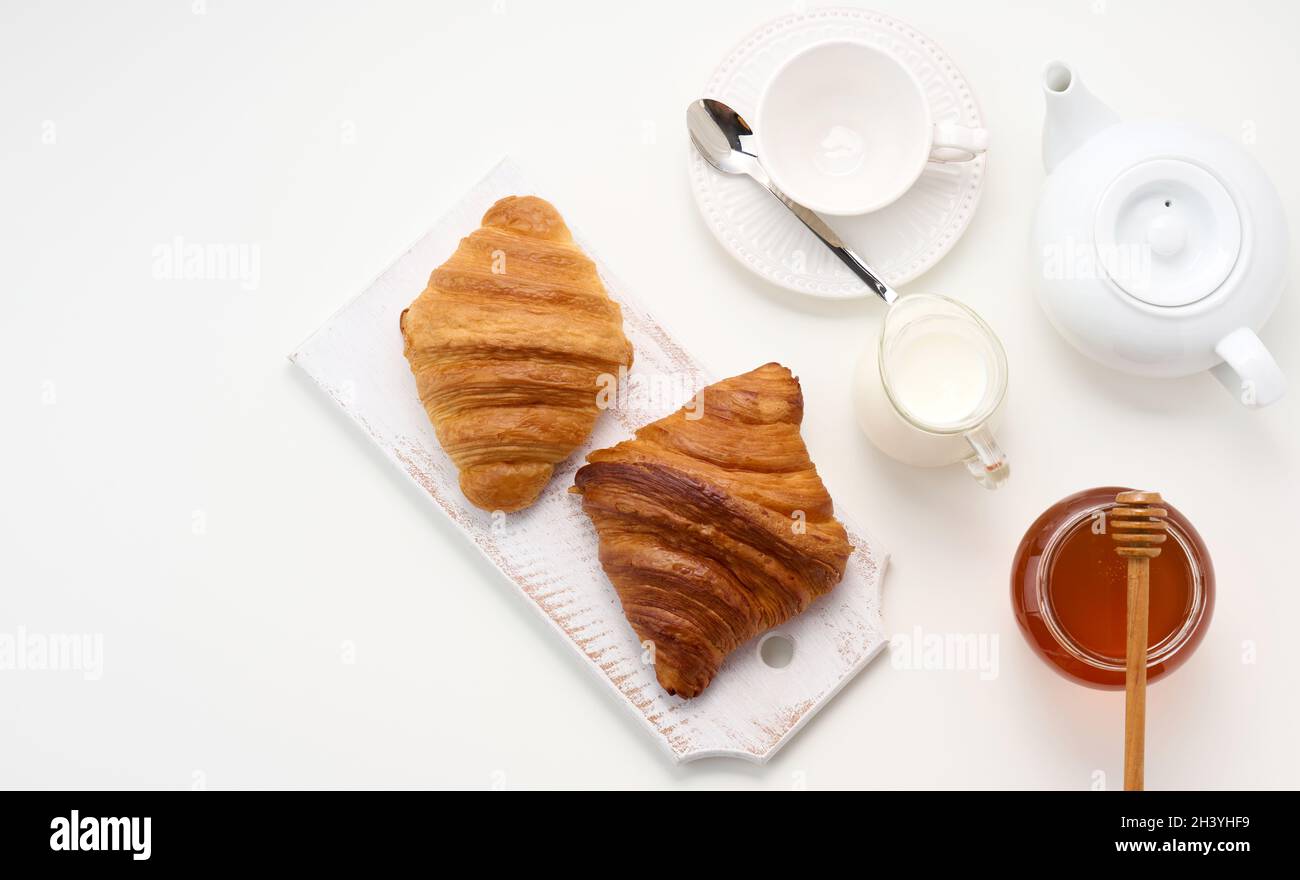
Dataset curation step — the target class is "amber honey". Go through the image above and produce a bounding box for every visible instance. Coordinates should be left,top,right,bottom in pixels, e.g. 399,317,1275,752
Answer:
1012,487,1214,689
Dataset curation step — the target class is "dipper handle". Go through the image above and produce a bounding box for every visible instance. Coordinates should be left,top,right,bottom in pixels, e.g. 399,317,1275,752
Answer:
1110,490,1168,792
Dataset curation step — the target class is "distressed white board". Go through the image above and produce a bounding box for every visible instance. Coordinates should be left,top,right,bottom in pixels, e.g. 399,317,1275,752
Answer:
291,158,889,763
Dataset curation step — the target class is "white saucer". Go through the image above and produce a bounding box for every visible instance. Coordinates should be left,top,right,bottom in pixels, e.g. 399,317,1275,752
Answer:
688,7,988,299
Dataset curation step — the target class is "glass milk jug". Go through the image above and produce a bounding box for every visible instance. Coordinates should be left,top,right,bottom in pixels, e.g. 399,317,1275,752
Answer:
852,293,1009,488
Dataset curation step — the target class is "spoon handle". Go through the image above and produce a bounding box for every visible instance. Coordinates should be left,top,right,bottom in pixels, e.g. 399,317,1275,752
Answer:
749,169,899,305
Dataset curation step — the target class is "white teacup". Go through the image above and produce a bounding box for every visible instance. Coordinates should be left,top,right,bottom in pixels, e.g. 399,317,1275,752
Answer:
756,41,989,216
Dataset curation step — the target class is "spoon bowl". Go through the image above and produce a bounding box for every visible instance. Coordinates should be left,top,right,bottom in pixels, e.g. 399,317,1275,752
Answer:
687,99,757,176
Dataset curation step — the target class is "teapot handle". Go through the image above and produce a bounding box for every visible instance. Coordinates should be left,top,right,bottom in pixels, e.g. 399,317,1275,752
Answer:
1212,327,1285,407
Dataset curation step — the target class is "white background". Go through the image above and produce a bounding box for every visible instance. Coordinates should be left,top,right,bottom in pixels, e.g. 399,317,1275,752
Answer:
2,0,1297,790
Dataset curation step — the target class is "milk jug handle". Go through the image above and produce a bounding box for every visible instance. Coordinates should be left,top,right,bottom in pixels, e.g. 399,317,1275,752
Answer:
962,424,1010,490
1212,327,1285,408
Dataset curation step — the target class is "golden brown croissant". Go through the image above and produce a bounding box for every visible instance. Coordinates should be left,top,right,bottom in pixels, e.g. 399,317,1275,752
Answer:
573,363,852,698
400,196,634,512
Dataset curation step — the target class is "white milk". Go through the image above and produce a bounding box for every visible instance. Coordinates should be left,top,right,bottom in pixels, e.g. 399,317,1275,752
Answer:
887,327,989,429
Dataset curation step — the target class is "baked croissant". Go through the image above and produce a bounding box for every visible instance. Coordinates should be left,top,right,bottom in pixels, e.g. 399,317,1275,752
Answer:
401,196,634,512
573,363,852,698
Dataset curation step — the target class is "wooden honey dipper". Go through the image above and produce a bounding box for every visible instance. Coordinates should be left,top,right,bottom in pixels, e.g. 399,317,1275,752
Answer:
1109,490,1168,791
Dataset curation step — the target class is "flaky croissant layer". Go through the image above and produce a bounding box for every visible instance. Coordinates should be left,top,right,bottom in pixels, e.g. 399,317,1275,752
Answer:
401,195,634,512
574,363,851,698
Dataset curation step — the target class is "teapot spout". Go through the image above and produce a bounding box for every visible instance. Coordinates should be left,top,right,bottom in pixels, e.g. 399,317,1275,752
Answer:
1041,62,1120,173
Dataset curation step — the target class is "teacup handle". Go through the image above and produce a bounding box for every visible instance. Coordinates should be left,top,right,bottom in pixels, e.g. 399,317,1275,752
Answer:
930,122,989,163
962,423,1009,490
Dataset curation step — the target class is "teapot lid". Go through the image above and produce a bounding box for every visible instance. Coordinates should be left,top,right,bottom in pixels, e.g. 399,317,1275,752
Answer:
1093,159,1241,307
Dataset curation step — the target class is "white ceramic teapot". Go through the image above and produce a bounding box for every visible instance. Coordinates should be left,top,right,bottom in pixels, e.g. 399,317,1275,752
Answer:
1033,61,1287,407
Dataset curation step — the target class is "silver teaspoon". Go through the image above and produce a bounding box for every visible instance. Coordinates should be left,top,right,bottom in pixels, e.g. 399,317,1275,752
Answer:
687,98,899,306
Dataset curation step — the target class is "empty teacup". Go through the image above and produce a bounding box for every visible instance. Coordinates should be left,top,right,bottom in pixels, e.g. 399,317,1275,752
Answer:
853,294,1009,488
757,41,988,215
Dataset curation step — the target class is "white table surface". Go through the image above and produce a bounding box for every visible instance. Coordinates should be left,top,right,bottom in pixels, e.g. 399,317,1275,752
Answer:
2,0,1297,790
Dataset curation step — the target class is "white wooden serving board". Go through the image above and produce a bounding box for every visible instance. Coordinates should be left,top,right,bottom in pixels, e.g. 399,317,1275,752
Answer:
291,158,889,763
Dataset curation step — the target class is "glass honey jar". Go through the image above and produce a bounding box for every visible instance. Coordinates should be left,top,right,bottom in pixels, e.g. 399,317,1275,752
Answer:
1011,486,1214,688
